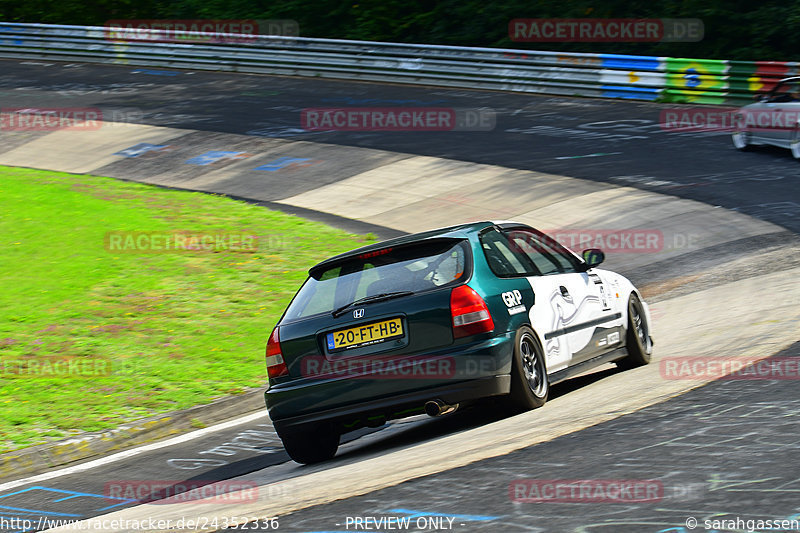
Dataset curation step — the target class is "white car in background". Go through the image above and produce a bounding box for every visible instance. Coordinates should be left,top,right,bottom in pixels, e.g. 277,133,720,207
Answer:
732,76,800,159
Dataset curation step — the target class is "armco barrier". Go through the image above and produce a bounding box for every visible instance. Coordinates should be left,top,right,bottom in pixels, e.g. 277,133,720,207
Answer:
0,22,797,104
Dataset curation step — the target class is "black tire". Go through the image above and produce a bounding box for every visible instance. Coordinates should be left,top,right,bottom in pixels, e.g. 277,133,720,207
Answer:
507,326,549,411
277,424,339,465
616,293,653,369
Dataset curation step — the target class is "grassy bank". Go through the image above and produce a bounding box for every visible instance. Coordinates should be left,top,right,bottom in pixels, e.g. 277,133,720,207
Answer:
0,166,375,451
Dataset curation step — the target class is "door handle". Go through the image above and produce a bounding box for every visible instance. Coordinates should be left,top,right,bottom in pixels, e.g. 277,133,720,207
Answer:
559,286,569,297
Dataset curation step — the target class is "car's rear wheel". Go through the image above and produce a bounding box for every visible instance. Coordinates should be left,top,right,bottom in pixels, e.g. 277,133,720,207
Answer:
507,326,549,410
277,423,339,464
732,130,751,151
616,294,653,369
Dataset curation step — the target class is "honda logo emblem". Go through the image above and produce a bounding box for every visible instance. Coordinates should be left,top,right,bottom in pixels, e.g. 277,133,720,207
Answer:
353,309,365,318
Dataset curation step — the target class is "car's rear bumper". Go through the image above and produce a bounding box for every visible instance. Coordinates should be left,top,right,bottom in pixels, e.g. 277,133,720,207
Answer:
267,374,511,433
266,331,514,433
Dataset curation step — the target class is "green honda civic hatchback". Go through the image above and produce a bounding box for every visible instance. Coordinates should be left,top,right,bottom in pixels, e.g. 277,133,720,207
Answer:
264,221,653,464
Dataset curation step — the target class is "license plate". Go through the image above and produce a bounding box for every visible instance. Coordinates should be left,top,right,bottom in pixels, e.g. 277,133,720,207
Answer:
326,318,404,352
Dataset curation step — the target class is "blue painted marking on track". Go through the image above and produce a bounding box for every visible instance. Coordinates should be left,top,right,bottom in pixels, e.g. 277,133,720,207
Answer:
255,157,314,171
0,487,138,532
185,151,248,165
114,142,170,158
3,485,133,503
25,486,134,511
0,485,137,527
0,504,79,517
600,54,661,71
386,508,499,521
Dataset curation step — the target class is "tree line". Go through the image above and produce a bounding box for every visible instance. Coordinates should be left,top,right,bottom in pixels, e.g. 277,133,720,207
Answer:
1,0,798,61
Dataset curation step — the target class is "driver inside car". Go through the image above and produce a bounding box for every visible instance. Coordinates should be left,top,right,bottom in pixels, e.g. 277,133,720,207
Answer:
771,85,800,102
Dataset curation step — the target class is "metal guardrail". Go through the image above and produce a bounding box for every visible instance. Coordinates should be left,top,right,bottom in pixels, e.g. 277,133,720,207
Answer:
0,22,797,104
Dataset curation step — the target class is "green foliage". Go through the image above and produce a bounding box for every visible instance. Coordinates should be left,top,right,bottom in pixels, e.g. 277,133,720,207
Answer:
0,0,798,60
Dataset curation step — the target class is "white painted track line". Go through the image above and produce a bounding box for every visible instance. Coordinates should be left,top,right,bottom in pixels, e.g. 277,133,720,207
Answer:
0,411,267,493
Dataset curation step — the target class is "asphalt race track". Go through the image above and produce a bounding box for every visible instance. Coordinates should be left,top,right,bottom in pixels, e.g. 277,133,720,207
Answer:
269,342,800,533
0,60,798,233
1,59,799,533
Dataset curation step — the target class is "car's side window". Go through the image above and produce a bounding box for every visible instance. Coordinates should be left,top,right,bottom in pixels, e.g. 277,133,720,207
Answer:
768,81,800,103
480,228,534,277
506,229,579,275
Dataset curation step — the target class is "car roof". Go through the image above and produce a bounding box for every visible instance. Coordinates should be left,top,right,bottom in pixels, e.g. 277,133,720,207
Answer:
310,220,499,273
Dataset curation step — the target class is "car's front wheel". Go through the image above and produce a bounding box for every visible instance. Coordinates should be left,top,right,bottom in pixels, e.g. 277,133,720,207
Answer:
277,423,339,464
616,294,653,369
507,326,549,410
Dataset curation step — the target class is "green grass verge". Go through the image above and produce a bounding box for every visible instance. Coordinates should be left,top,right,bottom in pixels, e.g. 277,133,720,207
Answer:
0,166,376,452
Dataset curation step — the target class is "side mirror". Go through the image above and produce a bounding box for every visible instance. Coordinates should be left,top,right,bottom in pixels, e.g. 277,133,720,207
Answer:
581,248,605,270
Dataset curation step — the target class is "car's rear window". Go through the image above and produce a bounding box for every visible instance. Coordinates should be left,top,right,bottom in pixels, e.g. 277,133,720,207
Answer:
284,239,469,320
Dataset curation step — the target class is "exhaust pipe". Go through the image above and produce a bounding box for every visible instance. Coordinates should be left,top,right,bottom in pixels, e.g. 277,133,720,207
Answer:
425,399,459,417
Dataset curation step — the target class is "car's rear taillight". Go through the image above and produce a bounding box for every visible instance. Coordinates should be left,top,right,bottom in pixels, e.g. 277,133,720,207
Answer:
450,285,494,338
266,327,289,378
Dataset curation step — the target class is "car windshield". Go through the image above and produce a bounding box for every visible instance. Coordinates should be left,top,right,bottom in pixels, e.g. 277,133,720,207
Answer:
769,80,800,102
283,239,469,320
